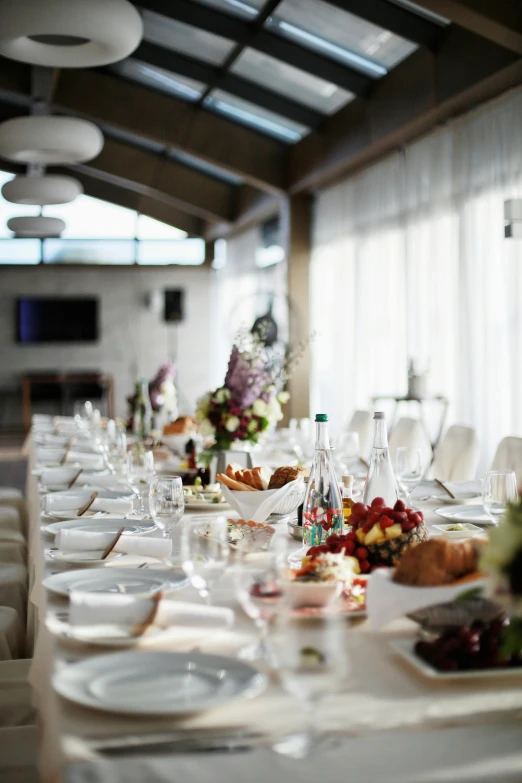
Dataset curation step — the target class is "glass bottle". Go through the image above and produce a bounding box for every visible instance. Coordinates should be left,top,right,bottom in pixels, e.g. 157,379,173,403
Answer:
302,414,343,547
362,411,398,507
133,378,153,442
341,475,354,526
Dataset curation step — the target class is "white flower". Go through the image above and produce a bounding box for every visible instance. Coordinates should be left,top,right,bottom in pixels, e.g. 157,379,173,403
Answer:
199,418,215,438
195,392,211,420
267,397,283,423
277,391,290,404
252,399,268,417
225,416,240,433
214,387,230,404
247,420,258,434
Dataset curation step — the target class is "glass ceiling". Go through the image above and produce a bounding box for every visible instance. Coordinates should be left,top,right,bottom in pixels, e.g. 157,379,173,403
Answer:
265,0,418,77
113,59,206,102
231,48,354,115
190,0,265,19
204,89,308,142
142,10,235,66
0,171,205,265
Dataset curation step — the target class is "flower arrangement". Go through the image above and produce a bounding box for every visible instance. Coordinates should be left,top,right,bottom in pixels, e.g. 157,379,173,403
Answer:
480,500,522,651
196,331,300,456
149,362,178,419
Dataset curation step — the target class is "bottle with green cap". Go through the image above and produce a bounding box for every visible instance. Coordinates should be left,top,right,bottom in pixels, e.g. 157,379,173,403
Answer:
302,414,343,547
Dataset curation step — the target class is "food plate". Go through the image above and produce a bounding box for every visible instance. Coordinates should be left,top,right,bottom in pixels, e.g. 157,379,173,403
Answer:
53,651,266,715
432,523,484,540
43,518,158,536
42,568,187,597
47,549,126,566
389,638,522,680
434,505,493,525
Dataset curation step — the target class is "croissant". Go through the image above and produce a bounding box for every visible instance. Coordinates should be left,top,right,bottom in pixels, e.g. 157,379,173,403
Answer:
394,538,484,587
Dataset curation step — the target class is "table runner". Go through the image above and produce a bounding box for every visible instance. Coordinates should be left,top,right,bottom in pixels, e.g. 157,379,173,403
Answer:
24,441,522,782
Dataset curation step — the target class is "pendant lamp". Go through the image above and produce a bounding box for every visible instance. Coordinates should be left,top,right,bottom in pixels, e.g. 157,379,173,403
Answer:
0,116,104,165
2,175,83,205
7,216,66,237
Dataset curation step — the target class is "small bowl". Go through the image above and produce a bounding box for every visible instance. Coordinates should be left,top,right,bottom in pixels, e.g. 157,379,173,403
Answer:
287,521,303,541
284,579,342,609
432,522,483,540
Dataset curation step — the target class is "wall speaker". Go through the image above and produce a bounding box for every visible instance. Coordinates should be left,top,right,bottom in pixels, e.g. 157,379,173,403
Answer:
164,289,184,323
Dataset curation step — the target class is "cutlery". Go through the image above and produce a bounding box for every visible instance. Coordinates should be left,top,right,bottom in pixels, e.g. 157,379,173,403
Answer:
434,478,456,499
77,491,98,516
67,470,82,489
101,527,124,560
88,730,263,756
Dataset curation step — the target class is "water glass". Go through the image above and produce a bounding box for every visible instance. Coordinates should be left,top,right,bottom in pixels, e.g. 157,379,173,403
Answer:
270,612,349,758
482,470,518,525
73,401,92,430
234,548,285,660
149,475,184,539
395,447,424,505
181,515,229,603
127,449,155,513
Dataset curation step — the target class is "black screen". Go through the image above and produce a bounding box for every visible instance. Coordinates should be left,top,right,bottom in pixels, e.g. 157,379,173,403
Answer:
17,297,99,343
164,289,184,323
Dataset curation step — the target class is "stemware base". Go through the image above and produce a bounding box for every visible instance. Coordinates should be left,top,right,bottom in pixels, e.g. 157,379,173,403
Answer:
272,732,339,759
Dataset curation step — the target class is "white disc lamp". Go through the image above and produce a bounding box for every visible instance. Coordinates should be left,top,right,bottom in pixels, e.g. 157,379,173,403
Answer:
0,116,104,164
7,216,66,237
2,175,83,205
0,0,143,68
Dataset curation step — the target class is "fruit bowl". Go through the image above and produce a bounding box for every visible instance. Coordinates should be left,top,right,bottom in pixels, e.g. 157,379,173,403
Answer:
350,498,428,567
366,521,429,567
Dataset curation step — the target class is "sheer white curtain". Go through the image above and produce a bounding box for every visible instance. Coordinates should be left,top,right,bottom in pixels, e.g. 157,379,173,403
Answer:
311,87,522,470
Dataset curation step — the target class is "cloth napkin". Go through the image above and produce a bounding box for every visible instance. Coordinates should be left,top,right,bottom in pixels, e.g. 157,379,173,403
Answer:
65,452,105,470
220,478,305,522
44,492,134,516
68,593,234,631
77,473,131,490
40,467,82,488
55,529,172,558
366,568,487,628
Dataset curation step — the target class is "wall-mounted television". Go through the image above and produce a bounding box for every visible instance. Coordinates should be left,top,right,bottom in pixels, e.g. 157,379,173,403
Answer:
16,297,99,343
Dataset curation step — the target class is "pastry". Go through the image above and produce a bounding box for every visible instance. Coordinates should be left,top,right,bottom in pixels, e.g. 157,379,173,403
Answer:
393,538,484,587
163,416,195,435
268,465,306,490
216,473,256,491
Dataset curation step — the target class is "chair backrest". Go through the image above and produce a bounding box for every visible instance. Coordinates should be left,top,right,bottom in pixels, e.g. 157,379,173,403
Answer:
388,417,432,471
432,425,480,482
346,410,373,459
491,436,522,484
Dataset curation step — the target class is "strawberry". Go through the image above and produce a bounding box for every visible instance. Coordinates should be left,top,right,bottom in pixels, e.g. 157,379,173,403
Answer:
379,515,394,529
409,512,422,526
355,546,368,560
343,540,356,555
362,520,373,534
393,499,406,512
391,511,407,523
371,497,386,508
368,510,381,526
382,507,394,517
306,546,319,557
316,544,330,554
401,520,416,533
351,502,368,518
326,534,341,546
345,532,357,542
359,559,371,574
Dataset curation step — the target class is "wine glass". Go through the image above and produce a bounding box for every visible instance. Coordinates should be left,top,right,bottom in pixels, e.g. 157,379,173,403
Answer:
73,401,92,430
104,427,127,474
270,612,349,759
126,449,155,514
395,447,424,506
234,547,286,661
181,515,229,604
482,470,518,525
149,475,184,540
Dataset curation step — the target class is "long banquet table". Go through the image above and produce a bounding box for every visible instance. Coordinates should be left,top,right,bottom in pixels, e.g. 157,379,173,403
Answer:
25,439,522,783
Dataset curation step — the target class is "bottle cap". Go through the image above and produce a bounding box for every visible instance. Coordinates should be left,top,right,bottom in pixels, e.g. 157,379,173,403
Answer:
315,413,328,422
373,411,385,419
342,475,353,488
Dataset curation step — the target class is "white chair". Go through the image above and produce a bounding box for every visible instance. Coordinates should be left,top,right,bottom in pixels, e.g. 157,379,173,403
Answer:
0,508,24,535
491,436,522,485
388,417,432,470
347,410,373,460
0,565,27,631
0,660,36,727
432,425,480,482
0,489,27,535
0,608,24,661
0,725,39,783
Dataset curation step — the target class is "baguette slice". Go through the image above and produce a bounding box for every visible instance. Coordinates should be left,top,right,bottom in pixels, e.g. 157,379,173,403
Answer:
217,473,256,491
253,466,272,490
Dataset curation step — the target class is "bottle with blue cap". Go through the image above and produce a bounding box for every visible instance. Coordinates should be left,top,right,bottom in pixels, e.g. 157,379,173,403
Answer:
302,414,343,547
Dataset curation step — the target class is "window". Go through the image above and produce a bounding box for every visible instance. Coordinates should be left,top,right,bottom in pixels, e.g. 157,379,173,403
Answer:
142,10,235,65
205,89,308,142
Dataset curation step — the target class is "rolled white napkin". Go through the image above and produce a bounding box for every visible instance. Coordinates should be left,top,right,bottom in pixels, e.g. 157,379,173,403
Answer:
69,592,234,631
220,478,305,523
65,452,105,470
56,529,172,558
366,568,487,628
90,497,134,515
77,473,131,490
36,447,66,465
40,466,82,488
44,491,134,516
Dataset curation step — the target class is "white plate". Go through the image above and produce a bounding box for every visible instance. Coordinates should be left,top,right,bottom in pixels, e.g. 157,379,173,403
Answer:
43,518,158,536
434,505,493,525
53,651,266,715
432,523,484,540
47,611,169,647
184,501,231,512
390,638,522,681
42,567,187,597
47,549,126,566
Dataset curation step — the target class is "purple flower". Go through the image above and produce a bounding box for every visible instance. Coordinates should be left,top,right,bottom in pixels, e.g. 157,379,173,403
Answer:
149,362,176,411
224,346,271,409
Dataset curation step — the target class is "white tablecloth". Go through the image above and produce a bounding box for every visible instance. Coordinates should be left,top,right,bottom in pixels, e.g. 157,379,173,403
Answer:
24,444,522,783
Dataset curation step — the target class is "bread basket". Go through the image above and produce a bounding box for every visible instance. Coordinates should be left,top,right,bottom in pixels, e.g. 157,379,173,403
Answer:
220,478,305,523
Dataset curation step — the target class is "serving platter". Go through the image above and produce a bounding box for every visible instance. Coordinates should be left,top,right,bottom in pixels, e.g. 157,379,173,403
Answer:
434,505,493,526
389,639,522,681
42,567,187,597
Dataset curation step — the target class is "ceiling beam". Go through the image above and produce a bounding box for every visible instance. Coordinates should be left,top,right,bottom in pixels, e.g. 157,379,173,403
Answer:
408,0,522,54
288,25,521,193
80,136,237,223
138,0,372,96
51,69,287,194
323,0,443,50
131,41,324,128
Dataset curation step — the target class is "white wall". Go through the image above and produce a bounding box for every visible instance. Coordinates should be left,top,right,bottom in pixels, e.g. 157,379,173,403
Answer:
0,265,212,418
